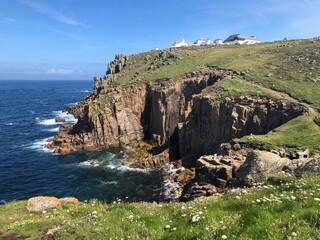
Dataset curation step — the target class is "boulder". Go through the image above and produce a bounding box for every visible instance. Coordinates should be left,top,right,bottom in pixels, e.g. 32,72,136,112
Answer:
180,182,217,201
297,157,320,173
27,196,61,212
55,117,65,123
196,155,243,189
60,197,79,204
231,151,290,187
26,196,79,211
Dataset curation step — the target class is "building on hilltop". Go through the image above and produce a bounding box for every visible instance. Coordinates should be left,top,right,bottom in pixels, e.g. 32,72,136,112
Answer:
193,38,211,46
214,39,223,45
223,34,261,45
172,39,189,48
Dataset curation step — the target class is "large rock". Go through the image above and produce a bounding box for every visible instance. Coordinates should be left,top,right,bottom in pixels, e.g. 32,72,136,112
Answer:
231,151,290,187
297,157,320,173
26,196,79,211
27,196,61,212
55,117,65,123
196,155,244,188
180,182,217,201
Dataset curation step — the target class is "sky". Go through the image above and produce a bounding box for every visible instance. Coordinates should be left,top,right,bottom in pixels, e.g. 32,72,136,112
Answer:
0,0,319,80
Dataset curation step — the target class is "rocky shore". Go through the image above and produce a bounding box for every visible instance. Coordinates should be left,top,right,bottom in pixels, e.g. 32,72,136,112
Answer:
46,53,315,201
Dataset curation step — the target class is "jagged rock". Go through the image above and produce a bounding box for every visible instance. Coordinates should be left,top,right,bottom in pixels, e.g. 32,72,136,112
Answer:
231,151,290,187
55,117,65,123
180,182,217,201
297,157,320,173
27,196,61,212
48,67,305,159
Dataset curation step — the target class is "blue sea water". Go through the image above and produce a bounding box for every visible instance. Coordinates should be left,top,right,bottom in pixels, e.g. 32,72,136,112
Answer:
0,80,163,204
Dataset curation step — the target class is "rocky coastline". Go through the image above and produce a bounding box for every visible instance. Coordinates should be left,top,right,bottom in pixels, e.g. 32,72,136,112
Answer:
46,53,315,201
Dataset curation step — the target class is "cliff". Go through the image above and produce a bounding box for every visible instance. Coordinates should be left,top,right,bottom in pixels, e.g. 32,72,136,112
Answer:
46,39,320,200
47,62,305,160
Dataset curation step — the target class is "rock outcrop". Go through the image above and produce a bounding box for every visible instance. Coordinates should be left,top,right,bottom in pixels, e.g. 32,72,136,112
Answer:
231,151,290,187
26,196,79,212
46,62,307,201
47,66,305,162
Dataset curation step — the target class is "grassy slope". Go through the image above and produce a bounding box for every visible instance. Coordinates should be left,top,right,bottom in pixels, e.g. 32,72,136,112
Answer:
234,115,320,153
110,38,320,153
114,39,320,108
1,174,319,239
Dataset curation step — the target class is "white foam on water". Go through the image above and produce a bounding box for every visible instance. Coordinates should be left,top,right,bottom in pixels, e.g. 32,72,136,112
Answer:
66,102,78,106
118,165,150,173
26,137,54,153
96,180,119,185
160,164,184,201
5,123,14,126
38,118,57,126
80,90,90,93
46,127,60,132
37,110,78,126
52,111,78,124
161,179,180,201
104,163,150,173
79,159,101,168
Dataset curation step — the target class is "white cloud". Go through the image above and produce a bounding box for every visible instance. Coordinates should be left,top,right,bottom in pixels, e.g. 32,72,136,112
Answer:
21,0,81,26
45,68,75,74
0,17,18,24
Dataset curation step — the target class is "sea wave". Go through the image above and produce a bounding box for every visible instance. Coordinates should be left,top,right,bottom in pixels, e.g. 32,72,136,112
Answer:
80,90,90,93
25,137,54,153
96,179,119,185
79,159,101,168
37,110,77,126
46,127,60,132
104,163,150,173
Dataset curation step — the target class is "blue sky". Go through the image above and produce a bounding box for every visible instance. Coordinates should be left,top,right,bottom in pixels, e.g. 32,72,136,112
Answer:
0,0,319,80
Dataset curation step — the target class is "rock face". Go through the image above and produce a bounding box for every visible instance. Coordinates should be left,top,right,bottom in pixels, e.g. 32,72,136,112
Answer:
93,54,128,95
297,157,320,173
55,117,65,123
47,67,305,161
231,151,290,187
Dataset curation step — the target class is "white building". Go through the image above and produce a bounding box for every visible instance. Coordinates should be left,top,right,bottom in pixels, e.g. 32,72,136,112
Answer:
172,39,189,48
214,39,223,45
223,34,261,45
194,38,211,46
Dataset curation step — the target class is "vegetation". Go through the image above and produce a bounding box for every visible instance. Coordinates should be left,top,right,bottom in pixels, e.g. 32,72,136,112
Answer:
234,115,320,154
1,173,319,239
113,39,320,108
98,38,320,153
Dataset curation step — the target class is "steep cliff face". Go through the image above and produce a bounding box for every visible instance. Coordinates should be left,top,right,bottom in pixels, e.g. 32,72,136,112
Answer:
178,96,305,158
48,62,305,162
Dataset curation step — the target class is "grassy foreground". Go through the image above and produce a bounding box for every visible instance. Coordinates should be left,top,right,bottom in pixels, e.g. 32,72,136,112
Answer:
1,173,319,239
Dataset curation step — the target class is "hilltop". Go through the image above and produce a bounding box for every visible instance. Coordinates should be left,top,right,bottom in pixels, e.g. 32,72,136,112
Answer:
43,37,320,201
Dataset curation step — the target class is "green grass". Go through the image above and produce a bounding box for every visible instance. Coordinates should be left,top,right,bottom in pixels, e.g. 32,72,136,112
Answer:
1,173,320,239
109,39,320,108
234,115,320,154
205,78,286,99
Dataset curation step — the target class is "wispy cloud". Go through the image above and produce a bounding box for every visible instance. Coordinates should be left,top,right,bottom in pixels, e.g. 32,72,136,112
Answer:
45,68,75,74
25,68,76,75
21,0,81,26
0,17,18,24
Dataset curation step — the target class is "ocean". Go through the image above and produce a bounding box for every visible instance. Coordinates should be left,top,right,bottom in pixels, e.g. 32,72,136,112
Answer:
0,80,164,204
